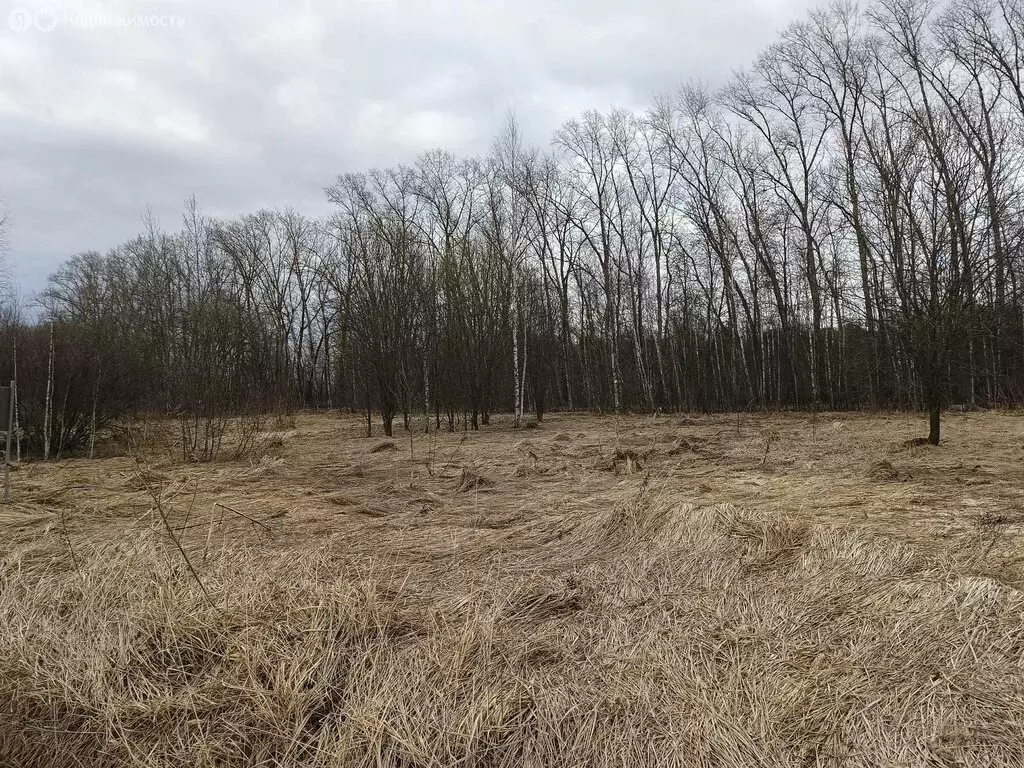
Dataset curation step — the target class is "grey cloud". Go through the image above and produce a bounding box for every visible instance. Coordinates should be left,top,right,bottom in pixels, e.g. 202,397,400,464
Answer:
1,0,817,297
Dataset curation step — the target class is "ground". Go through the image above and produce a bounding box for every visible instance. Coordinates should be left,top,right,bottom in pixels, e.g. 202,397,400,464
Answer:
3,411,1024,766
7,410,1024,572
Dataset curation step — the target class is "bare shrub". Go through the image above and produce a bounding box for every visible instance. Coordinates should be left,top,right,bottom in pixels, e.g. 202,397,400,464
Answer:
179,412,229,463
758,428,782,465
173,413,272,463
231,415,267,460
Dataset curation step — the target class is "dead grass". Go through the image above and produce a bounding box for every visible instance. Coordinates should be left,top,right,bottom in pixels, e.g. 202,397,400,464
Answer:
454,465,494,492
3,410,1024,765
866,459,900,481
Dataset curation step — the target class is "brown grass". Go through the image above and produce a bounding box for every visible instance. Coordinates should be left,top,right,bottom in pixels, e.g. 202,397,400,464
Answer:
3,410,1024,766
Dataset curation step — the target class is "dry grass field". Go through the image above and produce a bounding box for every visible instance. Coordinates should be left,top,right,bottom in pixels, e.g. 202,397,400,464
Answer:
3,410,1024,767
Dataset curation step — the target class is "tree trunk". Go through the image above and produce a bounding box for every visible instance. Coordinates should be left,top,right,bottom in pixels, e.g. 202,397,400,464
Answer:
512,301,522,428
43,323,55,461
89,380,98,459
423,346,431,433
519,309,528,421
12,334,20,463
928,406,940,446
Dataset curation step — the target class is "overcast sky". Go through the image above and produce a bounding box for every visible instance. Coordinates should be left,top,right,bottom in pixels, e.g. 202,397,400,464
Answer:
1,0,818,299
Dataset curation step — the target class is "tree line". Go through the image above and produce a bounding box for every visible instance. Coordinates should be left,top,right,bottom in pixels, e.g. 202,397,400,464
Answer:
5,0,1024,455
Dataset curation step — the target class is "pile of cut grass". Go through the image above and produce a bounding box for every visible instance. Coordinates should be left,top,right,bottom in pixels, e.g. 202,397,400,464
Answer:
2,491,1023,767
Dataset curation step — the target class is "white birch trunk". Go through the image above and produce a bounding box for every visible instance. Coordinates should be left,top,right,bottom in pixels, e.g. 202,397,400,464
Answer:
610,311,622,414
423,327,431,433
520,307,528,419
512,298,522,428
809,325,819,403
